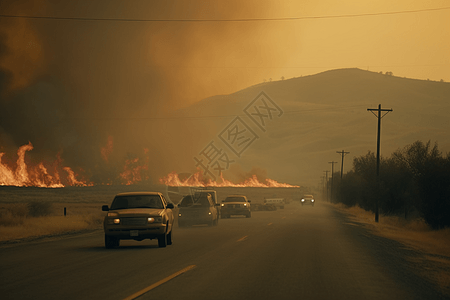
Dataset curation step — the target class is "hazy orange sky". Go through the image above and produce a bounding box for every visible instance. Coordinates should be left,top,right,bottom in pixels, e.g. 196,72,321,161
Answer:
0,0,449,184
1,0,448,108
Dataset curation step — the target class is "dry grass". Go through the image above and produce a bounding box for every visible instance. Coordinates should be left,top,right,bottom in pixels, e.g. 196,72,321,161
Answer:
0,202,104,242
334,203,450,296
334,203,450,256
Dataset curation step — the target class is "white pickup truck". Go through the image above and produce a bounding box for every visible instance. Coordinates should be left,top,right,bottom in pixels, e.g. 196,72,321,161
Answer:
264,198,286,209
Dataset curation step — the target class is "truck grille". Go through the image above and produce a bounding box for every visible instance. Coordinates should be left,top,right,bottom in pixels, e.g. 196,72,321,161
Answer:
122,218,147,225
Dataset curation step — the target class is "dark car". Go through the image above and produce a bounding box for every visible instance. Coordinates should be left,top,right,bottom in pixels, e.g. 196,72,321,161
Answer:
102,192,174,248
220,195,251,218
177,193,220,227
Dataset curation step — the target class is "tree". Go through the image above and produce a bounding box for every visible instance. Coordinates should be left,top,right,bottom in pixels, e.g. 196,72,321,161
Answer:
392,141,450,228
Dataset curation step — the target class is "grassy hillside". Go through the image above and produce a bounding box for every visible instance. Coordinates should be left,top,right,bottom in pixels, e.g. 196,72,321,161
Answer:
169,68,450,187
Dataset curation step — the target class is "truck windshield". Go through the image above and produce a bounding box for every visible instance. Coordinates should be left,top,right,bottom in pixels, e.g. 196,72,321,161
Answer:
224,197,245,202
111,195,163,209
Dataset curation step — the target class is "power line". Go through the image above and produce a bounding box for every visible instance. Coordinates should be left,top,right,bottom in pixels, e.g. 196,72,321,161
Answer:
0,7,449,22
0,104,368,121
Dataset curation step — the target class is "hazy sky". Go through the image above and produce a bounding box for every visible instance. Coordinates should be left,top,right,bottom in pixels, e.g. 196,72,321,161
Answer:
1,1,449,105
0,0,449,184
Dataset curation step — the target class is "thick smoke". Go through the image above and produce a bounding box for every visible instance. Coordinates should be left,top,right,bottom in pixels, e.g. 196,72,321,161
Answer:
0,1,297,183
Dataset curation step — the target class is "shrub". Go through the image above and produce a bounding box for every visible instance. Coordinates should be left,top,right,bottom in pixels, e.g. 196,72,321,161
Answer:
0,203,28,226
336,140,450,228
27,201,53,217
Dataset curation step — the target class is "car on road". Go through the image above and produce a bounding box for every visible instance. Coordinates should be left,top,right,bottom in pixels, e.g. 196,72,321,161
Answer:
193,189,220,217
102,192,175,248
177,193,220,227
221,195,251,218
301,194,315,206
264,197,286,209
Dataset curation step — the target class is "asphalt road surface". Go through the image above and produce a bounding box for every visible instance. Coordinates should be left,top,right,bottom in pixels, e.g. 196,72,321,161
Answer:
0,201,447,300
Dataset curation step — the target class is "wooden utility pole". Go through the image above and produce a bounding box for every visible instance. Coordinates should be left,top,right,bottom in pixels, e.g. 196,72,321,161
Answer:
336,150,350,179
367,104,393,222
324,170,329,202
328,161,337,202
320,175,325,200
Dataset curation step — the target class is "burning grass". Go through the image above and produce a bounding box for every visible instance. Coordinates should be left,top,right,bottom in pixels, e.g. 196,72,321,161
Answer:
334,203,450,296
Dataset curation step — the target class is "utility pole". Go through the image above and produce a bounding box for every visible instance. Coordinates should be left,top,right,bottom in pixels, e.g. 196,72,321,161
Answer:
320,175,325,200
336,150,350,179
328,161,337,202
367,104,393,222
324,170,329,202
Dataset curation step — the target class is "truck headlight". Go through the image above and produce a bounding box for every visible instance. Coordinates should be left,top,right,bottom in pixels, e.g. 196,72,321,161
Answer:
107,218,121,224
148,217,163,223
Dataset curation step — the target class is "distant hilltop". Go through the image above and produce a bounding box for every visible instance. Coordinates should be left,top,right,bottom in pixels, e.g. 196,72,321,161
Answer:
169,68,450,186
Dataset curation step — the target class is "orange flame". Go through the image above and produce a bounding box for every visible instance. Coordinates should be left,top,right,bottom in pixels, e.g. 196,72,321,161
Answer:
159,171,299,188
0,142,91,188
63,167,90,187
120,158,149,185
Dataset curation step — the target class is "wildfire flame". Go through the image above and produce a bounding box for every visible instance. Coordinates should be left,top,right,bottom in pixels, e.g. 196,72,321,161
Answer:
0,142,91,188
159,171,299,188
120,157,149,185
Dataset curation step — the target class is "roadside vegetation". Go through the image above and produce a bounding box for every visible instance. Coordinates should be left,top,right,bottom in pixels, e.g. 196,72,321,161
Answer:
328,139,450,295
331,140,450,229
0,201,104,242
335,203,450,296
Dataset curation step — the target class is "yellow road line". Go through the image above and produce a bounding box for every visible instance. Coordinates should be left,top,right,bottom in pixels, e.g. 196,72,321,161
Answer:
123,265,196,300
237,235,248,242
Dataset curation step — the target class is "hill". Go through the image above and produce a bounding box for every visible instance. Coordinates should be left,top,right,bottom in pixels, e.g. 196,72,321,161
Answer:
166,68,450,187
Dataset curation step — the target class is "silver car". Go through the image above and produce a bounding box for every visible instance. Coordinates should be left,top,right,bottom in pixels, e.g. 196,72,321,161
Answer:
221,195,251,218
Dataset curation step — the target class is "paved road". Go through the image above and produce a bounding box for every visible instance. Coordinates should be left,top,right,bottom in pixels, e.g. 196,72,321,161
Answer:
0,201,446,300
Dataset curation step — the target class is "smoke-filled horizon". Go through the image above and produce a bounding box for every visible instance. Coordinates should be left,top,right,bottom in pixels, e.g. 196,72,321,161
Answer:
0,0,449,185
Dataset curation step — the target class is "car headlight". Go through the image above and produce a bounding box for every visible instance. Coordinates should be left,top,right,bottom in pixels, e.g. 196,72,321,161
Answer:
208,212,212,215
108,212,118,217
311,199,315,202
178,213,182,217
244,203,247,207
301,199,305,202
221,203,225,207
148,217,163,223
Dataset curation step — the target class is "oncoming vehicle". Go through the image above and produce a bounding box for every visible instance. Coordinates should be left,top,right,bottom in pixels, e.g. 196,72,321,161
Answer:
177,193,220,227
264,197,286,209
221,195,251,218
301,194,315,206
102,192,175,248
